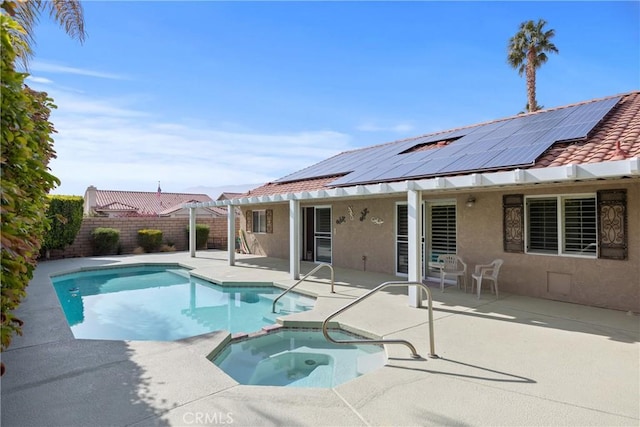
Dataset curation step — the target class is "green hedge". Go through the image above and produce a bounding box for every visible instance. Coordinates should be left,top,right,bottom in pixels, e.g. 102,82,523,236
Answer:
138,229,163,253
1,15,60,356
42,195,84,253
91,228,120,255
186,224,210,249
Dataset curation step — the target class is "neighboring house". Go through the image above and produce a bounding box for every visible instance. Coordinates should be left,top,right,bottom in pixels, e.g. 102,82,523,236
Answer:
84,186,225,218
217,192,244,201
190,91,640,312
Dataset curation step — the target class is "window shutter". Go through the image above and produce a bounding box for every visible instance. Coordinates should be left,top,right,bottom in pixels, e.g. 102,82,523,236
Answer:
503,194,524,253
245,210,253,233
430,205,457,256
266,209,273,234
597,189,627,260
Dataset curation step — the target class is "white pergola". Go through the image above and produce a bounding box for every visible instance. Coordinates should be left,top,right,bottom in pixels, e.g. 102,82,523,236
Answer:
186,157,639,307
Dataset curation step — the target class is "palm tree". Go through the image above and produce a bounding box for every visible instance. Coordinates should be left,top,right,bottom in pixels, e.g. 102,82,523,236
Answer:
1,0,85,65
507,19,558,113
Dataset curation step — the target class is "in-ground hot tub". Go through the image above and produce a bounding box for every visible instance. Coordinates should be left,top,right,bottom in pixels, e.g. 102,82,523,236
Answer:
211,328,386,388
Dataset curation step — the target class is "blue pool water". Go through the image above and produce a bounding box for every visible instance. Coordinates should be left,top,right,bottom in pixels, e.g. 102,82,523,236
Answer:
51,265,315,341
212,329,386,388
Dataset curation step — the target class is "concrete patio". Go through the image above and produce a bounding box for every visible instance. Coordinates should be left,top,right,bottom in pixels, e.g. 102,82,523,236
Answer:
1,250,638,426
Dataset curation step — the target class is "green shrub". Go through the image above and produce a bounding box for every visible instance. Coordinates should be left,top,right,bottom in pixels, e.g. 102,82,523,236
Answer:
138,229,163,253
186,224,210,249
91,228,120,255
42,195,84,254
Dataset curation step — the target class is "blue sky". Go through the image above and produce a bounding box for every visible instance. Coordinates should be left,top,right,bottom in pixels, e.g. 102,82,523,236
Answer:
28,1,639,197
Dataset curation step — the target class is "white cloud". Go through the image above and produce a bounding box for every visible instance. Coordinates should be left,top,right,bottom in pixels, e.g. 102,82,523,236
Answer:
31,60,127,80
26,76,53,84
356,121,415,133
50,90,149,118
46,88,353,196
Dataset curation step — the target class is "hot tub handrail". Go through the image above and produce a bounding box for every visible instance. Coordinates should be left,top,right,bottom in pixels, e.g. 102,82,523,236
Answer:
322,281,437,359
272,263,335,313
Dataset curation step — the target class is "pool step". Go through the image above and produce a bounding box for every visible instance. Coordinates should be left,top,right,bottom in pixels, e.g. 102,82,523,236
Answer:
249,350,333,387
289,365,334,388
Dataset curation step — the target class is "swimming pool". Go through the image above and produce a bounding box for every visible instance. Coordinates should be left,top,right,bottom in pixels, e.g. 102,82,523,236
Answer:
211,329,386,388
51,264,315,341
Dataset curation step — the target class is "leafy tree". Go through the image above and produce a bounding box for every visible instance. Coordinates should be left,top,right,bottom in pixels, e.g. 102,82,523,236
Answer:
507,19,558,113
1,14,59,371
1,0,85,65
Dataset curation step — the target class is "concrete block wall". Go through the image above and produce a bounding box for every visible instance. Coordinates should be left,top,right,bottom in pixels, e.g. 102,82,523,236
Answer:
48,216,239,259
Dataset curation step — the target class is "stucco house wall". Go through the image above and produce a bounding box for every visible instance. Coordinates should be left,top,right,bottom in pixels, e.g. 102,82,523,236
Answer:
237,179,638,312
241,204,290,258
459,180,638,311
331,198,397,273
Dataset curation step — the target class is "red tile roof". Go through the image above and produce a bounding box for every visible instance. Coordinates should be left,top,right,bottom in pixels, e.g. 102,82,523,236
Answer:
534,92,640,168
217,192,244,201
240,92,639,198
94,190,215,216
245,176,339,197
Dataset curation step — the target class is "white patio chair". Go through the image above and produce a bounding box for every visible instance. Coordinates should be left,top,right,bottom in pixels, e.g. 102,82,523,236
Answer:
435,254,467,292
471,259,504,299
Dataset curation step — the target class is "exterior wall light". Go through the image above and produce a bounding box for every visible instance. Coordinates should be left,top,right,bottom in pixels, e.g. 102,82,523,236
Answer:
466,195,476,207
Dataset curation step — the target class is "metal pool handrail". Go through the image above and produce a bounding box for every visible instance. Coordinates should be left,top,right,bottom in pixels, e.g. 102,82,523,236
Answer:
272,263,335,313
322,281,438,359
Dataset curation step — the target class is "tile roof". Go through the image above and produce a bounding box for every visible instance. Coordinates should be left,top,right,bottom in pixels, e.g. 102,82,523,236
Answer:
534,91,640,167
243,91,640,197
245,176,339,197
159,203,227,217
93,190,214,216
217,192,244,201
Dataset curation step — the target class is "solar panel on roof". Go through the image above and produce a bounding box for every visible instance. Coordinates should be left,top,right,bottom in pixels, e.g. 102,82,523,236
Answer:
437,150,503,174
373,162,426,181
333,167,380,185
482,143,552,169
393,150,434,165
401,156,455,177
275,96,621,186
497,130,549,148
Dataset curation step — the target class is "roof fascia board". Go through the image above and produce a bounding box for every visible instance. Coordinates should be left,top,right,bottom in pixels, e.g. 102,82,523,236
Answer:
184,157,639,208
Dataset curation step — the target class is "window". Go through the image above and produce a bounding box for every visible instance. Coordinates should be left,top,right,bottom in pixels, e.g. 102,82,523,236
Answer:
527,198,558,254
396,204,408,274
526,195,596,256
563,198,596,255
252,210,266,233
428,203,457,262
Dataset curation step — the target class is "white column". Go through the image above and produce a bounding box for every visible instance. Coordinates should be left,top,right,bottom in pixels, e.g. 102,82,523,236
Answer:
189,207,196,257
289,199,300,280
407,189,422,307
227,205,236,266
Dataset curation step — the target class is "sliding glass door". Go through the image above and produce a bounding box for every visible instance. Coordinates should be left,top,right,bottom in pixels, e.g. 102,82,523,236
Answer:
314,207,332,263
396,200,457,277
